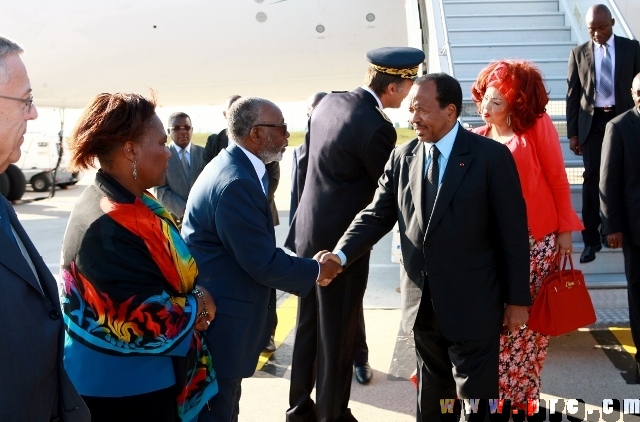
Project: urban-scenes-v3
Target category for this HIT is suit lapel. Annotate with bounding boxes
[407,142,426,234]
[189,146,201,186]
[585,41,595,86]
[426,128,473,237]
[614,36,623,80]
[0,202,53,299]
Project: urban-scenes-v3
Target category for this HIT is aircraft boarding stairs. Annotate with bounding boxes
[431,0,630,293]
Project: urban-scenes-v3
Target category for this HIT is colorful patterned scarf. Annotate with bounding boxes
[62,191,217,421]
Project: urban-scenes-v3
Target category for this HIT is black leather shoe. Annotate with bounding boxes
[354,362,372,384]
[580,244,602,263]
[263,335,276,353]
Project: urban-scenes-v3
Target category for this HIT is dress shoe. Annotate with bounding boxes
[354,362,372,384]
[263,335,276,353]
[579,244,601,263]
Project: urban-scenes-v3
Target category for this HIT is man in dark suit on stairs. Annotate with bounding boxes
[566,3,640,263]
[600,72,640,382]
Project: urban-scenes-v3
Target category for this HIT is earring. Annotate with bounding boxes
[132,160,138,180]
[507,115,511,127]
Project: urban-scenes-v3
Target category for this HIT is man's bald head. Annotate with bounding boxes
[306,92,327,117]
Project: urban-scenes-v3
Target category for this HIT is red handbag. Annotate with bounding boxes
[528,254,596,336]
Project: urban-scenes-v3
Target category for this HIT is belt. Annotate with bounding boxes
[595,106,615,112]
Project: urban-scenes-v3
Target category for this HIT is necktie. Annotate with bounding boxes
[424,145,440,222]
[261,172,269,197]
[599,44,613,99]
[180,149,190,184]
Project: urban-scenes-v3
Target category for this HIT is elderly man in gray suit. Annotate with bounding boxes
[156,112,207,222]
[0,36,89,421]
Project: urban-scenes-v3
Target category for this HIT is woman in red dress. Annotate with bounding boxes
[470,60,583,412]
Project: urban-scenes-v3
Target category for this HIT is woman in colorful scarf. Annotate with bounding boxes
[60,93,218,421]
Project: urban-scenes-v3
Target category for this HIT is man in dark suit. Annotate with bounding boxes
[156,112,207,222]
[600,72,640,381]
[327,73,530,421]
[291,90,372,386]
[206,95,281,352]
[0,36,90,421]
[566,3,640,263]
[182,97,342,422]
[285,47,425,422]
[205,94,281,227]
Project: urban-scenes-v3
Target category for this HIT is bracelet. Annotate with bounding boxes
[192,287,209,319]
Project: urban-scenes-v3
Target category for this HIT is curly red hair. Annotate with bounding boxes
[470,60,549,134]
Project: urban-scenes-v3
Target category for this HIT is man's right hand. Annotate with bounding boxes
[313,250,343,286]
[569,136,582,155]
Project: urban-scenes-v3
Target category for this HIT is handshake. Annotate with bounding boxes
[313,250,343,287]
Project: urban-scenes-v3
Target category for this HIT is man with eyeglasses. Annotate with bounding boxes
[0,36,90,421]
[285,46,425,422]
[182,97,342,422]
[204,95,282,352]
[205,95,281,229]
[156,111,207,224]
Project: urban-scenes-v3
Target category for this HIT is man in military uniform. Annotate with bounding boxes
[285,46,425,422]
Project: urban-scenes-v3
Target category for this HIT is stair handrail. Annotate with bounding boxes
[608,0,635,40]
[560,0,635,44]
[438,0,455,76]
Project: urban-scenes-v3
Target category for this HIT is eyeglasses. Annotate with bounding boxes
[170,125,192,131]
[253,123,288,135]
[0,93,34,113]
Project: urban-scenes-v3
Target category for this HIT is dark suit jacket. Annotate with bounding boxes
[289,144,306,222]
[203,128,230,164]
[156,143,207,217]
[182,144,317,379]
[334,127,531,341]
[0,197,89,421]
[600,107,640,245]
[285,88,396,255]
[567,36,640,144]
[204,129,280,225]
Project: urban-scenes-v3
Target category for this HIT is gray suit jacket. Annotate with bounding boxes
[156,143,207,217]
[600,107,640,245]
[335,127,530,340]
[0,196,89,421]
[566,36,640,144]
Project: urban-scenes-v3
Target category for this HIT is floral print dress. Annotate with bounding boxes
[499,231,556,409]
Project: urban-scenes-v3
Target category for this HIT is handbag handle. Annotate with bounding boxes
[556,253,578,287]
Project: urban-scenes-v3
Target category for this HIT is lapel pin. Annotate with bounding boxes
[459,162,465,167]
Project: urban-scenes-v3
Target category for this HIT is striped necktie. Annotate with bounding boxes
[180,149,190,184]
[424,145,440,223]
[599,44,613,99]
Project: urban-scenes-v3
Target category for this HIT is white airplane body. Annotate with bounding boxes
[2,0,409,109]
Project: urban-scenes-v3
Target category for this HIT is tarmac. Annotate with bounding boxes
[13,147,640,421]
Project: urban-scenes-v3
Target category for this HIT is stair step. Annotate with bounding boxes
[454,58,569,79]
[449,27,571,43]
[444,0,559,14]
[570,242,624,274]
[450,42,576,62]
[458,76,567,100]
[447,12,566,29]
[585,273,627,289]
